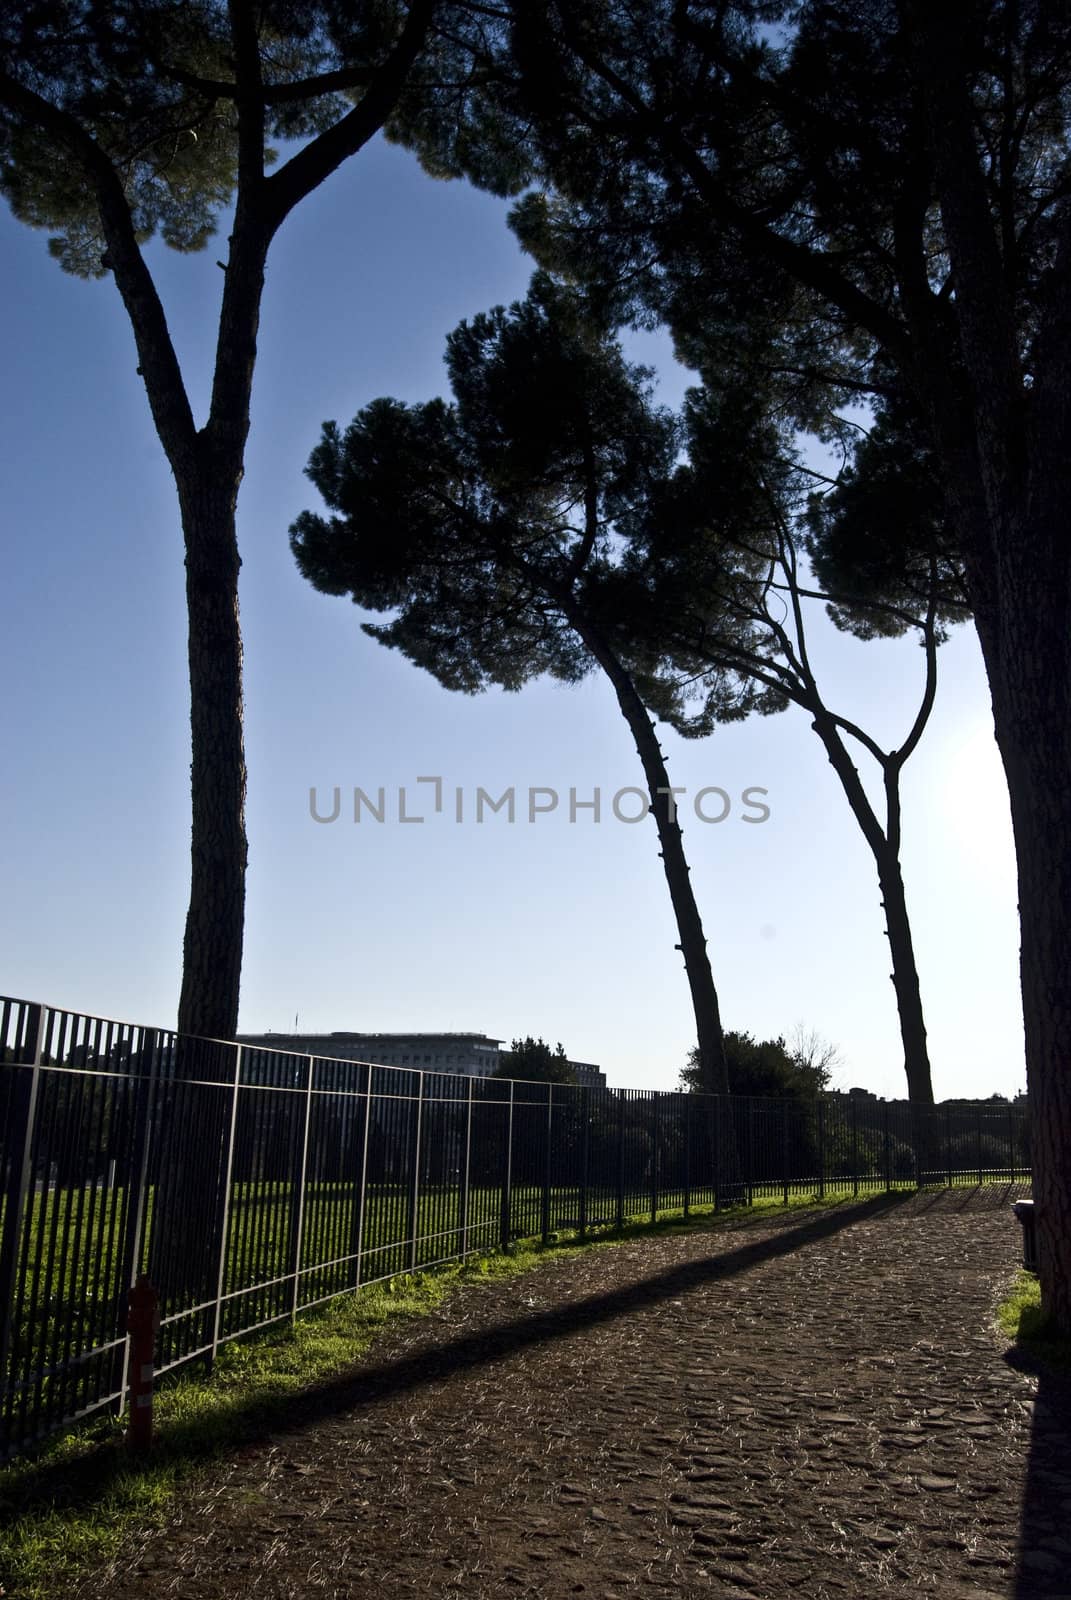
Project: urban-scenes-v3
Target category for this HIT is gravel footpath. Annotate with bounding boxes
[80,1186,1071,1599]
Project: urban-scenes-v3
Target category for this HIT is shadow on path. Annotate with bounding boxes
[902,1181,1032,1214]
[3,1193,909,1524]
[281,1191,908,1414]
[1008,1345,1071,1598]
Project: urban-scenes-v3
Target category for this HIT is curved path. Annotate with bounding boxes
[84,1188,1070,1599]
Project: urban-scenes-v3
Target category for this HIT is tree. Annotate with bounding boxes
[679,1028,835,1101]
[615,377,962,1103]
[494,1036,576,1085]
[290,275,779,1092]
[787,1024,843,1091]
[440,0,1071,1332]
[0,1,522,1039]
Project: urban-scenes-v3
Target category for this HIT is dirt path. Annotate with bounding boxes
[82,1188,1071,1599]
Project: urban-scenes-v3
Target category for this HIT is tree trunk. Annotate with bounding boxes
[874,844,933,1106]
[904,0,1071,1329]
[565,605,730,1094]
[810,715,935,1103]
[1013,796,1071,1334]
[175,469,248,1042]
[976,538,1071,1334]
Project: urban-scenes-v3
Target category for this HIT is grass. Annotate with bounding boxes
[995,1269,1071,1372]
[6,1173,913,1380]
[0,1188,862,1599]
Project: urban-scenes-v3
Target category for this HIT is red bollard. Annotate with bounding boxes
[126,1275,160,1453]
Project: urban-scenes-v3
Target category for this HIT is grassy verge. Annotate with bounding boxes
[995,1270,1071,1372]
[0,1188,884,1599]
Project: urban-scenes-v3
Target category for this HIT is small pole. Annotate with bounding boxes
[126,1276,160,1454]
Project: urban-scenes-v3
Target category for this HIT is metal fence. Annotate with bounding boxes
[0,994,1030,1461]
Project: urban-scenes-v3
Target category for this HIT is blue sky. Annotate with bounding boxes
[0,135,1023,1098]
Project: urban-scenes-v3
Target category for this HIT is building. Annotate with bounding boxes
[568,1059,608,1091]
[237,1031,609,1088]
[237,1030,502,1077]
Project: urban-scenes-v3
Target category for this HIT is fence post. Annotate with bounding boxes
[945,1103,953,1189]
[0,1002,46,1451]
[713,1096,721,1212]
[682,1094,691,1221]
[351,1064,373,1289]
[499,1079,514,1252]
[851,1093,859,1199]
[460,1077,473,1257]
[208,1046,242,1368]
[746,1096,754,1207]
[817,1098,826,1200]
[782,1099,790,1207]
[289,1055,315,1320]
[115,1027,161,1414]
[976,1104,984,1187]
[649,1093,659,1223]
[616,1092,626,1228]
[541,1083,553,1245]
[578,1088,591,1239]
[408,1073,425,1273]
[1008,1103,1017,1182]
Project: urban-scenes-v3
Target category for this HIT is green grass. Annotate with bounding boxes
[6,1174,912,1373]
[995,1270,1071,1371]
[0,1188,867,1599]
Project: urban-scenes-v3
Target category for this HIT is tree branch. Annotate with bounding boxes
[263,0,437,232]
[0,68,197,473]
[553,14,912,363]
[203,0,270,461]
[890,558,940,770]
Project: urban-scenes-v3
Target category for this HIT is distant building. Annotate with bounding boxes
[237,1030,502,1077]
[568,1059,608,1091]
[237,1030,609,1088]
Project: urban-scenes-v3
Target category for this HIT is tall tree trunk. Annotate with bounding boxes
[175,469,248,1042]
[975,532,1071,1334]
[906,0,1071,1329]
[1008,757,1071,1334]
[810,714,935,1103]
[148,468,246,1317]
[873,843,933,1106]
[564,605,730,1094]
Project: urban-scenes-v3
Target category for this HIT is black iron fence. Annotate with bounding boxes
[0,994,1030,1461]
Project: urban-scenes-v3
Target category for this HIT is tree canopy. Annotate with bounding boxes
[294,269,955,1105]
[680,1028,836,1101]
[292,272,781,1094]
[494,1036,577,1086]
